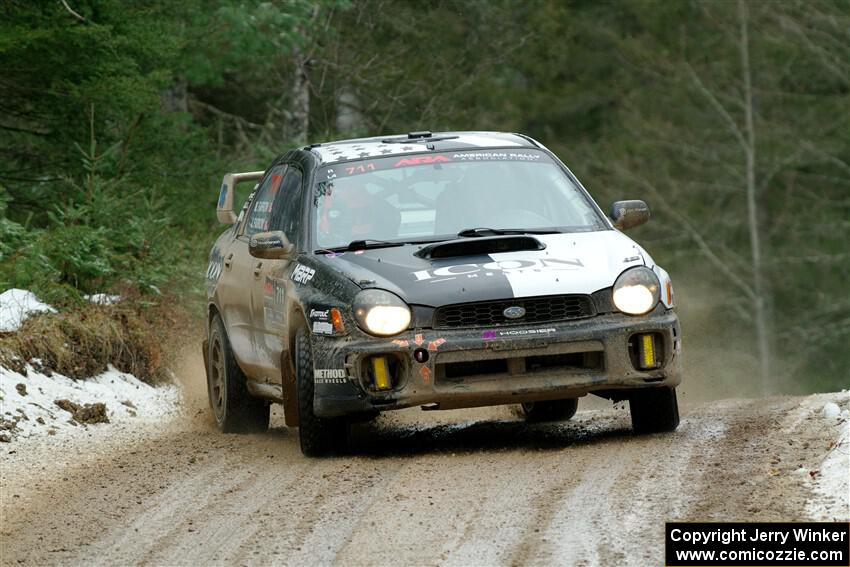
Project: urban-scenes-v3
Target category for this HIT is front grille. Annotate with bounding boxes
[438,350,604,381]
[433,295,596,329]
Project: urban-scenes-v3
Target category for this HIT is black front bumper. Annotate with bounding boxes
[310,306,682,418]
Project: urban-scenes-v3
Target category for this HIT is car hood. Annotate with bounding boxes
[314,230,646,307]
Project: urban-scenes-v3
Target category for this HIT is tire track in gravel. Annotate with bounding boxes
[1,395,846,566]
[137,456,298,565]
[230,457,409,566]
[507,404,740,567]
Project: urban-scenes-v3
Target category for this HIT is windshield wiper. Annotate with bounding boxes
[317,239,406,254]
[456,227,562,238]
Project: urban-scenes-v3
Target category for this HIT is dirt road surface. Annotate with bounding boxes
[1,384,847,566]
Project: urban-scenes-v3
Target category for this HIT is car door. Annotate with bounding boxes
[215,214,259,374]
[250,165,305,383]
[219,164,288,377]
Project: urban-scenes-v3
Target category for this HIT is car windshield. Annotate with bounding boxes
[312,148,606,250]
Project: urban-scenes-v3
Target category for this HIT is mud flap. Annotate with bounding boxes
[202,339,209,382]
[311,342,369,418]
[281,351,299,427]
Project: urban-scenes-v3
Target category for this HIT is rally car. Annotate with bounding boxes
[203,131,682,456]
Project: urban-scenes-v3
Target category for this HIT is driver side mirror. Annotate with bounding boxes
[610,200,650,230]
[249,231,296,260]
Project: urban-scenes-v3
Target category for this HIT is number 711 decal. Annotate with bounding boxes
[345,163,376,175]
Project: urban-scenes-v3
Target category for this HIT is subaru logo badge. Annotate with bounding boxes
[503,306,526,319]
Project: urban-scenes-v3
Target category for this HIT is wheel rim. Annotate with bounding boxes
[209,337,226,421]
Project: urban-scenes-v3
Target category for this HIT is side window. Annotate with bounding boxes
[275,167,304,245]
[244,165,287,237]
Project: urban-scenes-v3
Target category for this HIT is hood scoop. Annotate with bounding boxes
[415,235,546,259]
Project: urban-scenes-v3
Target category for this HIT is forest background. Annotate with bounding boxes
[1,0,847,394]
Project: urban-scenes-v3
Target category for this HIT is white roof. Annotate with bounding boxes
[309,132,531,164]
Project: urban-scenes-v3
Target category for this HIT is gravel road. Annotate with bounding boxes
[1,381,847,566]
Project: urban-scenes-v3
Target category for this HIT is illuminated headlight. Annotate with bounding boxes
[353,289,411,336]
[612,267,660,315]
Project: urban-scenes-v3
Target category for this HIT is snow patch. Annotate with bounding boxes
[0,289,55,332]
[822,402,841,420]
[0,363,180,443]
[805,393,850,520]
[84,293,122,305]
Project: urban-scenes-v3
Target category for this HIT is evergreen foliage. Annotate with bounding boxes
[1,0,847,392]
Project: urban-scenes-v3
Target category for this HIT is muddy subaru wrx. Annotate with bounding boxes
[203,131,682,456]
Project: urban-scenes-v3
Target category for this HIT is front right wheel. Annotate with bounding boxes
[629,387,680,434]
[295,327,349,457]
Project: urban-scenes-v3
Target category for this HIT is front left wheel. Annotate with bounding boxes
[207,314,270,433]
[295,327,349,457]
[629,387,679,434]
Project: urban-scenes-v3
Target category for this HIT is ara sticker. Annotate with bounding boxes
[393,155,451,168]
[291,264,316,285]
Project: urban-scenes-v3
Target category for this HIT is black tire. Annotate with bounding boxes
[207,314,270,433]
[629,387,680,434]
[521,398,578,422]
[295,327,349,457]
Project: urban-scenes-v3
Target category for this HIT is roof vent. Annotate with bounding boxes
[415,235,545,259]
[381,133,457,144]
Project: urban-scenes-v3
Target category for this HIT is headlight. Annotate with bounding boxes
[612,267,660,315]
[353,289,411,336]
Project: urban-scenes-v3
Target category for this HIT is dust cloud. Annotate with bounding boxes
[674,280,788,403]
[168,335,218,429]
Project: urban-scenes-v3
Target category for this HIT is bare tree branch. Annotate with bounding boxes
[59,0,86,22]
[802,141,850,178]
[611,165,758,303]
[684,62,748,153]
[188,99,264,130]
[759,146,807,191]
[777,14,850,86]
